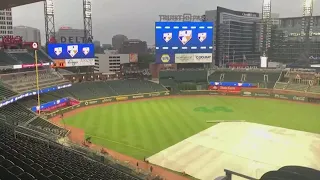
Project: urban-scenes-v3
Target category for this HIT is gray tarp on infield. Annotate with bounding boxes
[147,122,320,180]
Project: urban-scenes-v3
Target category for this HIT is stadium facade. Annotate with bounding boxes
[206,7,261,66]
[0,8,13,37]
[269,16,320,64]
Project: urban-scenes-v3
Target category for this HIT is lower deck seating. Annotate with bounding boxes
[274,82,288,90]
[0,103,67,136]
[0,122,143,180]
[0,85,18,100]
[308,85,320,94]
[286,83,309,92]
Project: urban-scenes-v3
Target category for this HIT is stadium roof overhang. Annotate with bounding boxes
[0,0,44,10]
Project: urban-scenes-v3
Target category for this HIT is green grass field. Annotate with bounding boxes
[63,96,320,159]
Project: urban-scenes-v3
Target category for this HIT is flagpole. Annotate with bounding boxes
[35,50,41,115]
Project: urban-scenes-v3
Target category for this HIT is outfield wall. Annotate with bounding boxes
[44,89,320,120]
[180,88,320,103]
[44,91,170,119]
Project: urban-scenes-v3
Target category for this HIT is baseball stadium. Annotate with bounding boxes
[1,0,320,180]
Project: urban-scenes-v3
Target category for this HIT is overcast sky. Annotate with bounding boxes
[12,0,319,45]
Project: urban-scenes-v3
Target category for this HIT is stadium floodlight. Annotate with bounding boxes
[83,0,92,18]
[261,0,272,56]
[45,0,54,15]
[305,0,313,8]
[83,0,93,42]
[44,0,56,44]
[263,0,271,6]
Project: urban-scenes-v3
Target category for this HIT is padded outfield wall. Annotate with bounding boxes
[44,88,320,120]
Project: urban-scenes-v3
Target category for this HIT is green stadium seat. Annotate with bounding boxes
[286,83,309,92]
[274,82,288,90]
[308,85,320,94]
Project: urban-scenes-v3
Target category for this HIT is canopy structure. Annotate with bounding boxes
[0,0,43,10]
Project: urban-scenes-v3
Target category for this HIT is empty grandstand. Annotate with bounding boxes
[0,70,70,92]
[0,121,144,180]
[208,68,282,88]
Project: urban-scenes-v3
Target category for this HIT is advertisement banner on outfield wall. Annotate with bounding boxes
[116,96,128,101]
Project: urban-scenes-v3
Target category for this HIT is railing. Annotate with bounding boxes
[224,169,258,180]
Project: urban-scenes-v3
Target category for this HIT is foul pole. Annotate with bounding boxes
[32,42,41,115]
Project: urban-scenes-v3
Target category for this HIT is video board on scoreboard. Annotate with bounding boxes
[47,43,95,59]
[155,22,214,64]
[47,43,95,67]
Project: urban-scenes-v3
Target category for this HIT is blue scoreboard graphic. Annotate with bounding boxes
[47,43,95,59]
[155,22,214,55]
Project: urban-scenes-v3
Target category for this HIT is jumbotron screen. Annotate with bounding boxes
[155,22,214,64]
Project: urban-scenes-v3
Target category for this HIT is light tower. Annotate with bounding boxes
[44,0,56,44]
[300,0,313,62]
[261,0,271,56]
[83,0,93,43]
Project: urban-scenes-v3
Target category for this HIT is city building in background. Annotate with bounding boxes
[112,34,128,50]
[269,16,320,63]
[119,39,148,54]
[94,54,130,73]
[13,26,41,44]
[0,9,13,37]
[55,27,90,43]
[102,44,112,50]
[215,6,261,66]
[93,40,101,47]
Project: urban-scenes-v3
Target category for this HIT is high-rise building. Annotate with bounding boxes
[269,16,320,63]
[93,40,101,47]
[13,26,41,43]
[112,34,128,50]
[205,7,262,66]
[215,7,261,66]
[55,27,90,43]
[119,39,147,54]
[0,9,13,38]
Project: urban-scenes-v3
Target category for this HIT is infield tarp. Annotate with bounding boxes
[147,122,320,180]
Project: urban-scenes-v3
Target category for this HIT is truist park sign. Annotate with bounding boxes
[159,13,205,22]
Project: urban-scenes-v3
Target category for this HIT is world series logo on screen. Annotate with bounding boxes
[178,30,192,45]
[67,45,78,58]
[54,47,62,56]
[198,33,207,42]
[163,33,172,43]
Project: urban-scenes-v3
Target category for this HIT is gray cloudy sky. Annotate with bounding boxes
[12,0,319,45]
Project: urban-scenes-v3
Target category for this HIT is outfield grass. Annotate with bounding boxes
[63,96,320,159]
